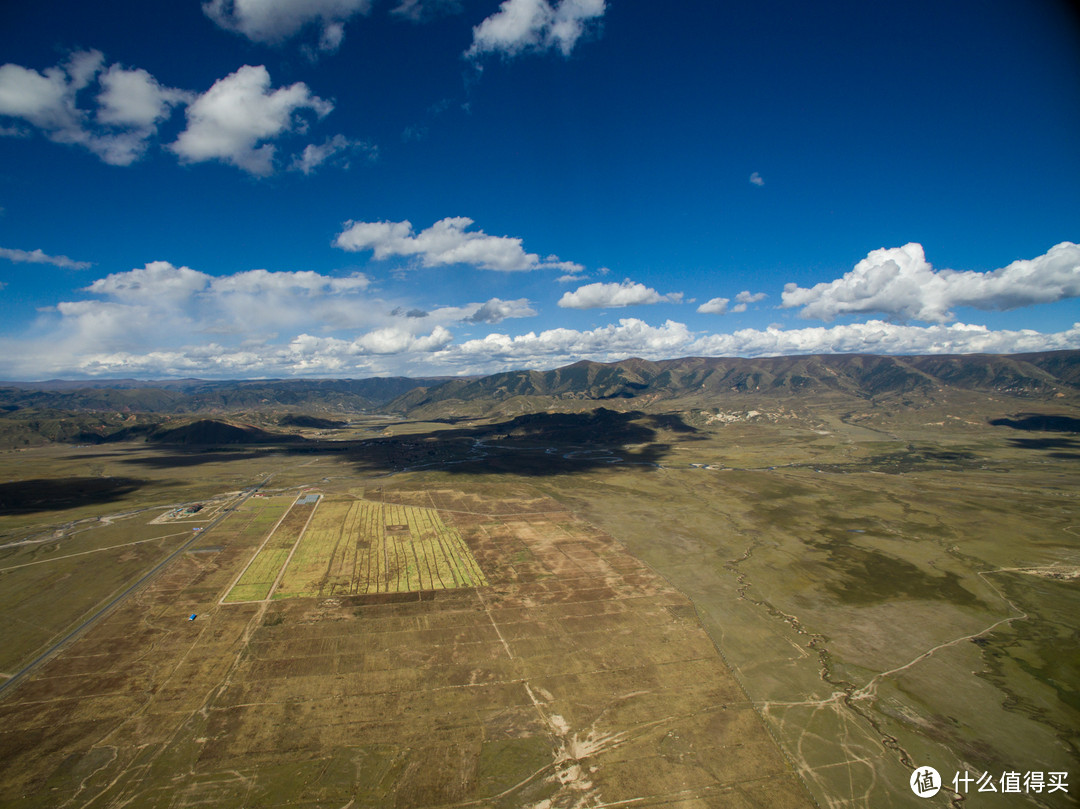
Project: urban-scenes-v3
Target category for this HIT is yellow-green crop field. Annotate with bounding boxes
[222,496,318,603]
[274,495,487,598]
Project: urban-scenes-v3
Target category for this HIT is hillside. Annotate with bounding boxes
[387,351,1080,418]
[1,352,1077,445]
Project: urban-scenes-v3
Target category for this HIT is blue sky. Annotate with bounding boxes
[1,0,1078,379]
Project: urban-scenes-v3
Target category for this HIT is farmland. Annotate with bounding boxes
[222,495,319,603]
[0,382,1077,808]
[0,483,811,808]
[274,494,487,598]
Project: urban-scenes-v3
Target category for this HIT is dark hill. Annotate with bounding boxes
[149,420,299,445]
[278,414,348,429]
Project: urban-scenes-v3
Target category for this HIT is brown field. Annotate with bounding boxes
[0,485,812,808]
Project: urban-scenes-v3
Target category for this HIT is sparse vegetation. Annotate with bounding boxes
[0,352,1077,808]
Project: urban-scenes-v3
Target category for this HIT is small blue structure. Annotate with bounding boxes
[188,614,197,621]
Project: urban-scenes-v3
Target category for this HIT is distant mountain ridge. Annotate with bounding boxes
[2,352,1078,423]
[386,351,1080,416]
[0,377,458,414]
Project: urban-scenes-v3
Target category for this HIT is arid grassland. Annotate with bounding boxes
[0,390,1077,808]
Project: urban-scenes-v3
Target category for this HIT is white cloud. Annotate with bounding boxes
[688,320,1080,359]
[203,0,372,52]
[782,242,1080,323]
[736,290,767,304]
[463,297,536,324]
[697,297,729,314]
[729,289,766,313]
[392,0,462,22]
[0,60,80,131]
[171,65,333,176]
[0,50,191,166]
[7,289,1080,379]
[290,134,374,174]
[558,279,683,309]
[96,65,191,128]
[749,171,764,187]
[354,325,453,354]
[450,318,692,367]
[75,262,376,341]
[334,216,583,272]
[466,0,605,59]
[436,319,1080,375]
[86,261,211,301]
[34,323,454,379]
[0,246,92,270]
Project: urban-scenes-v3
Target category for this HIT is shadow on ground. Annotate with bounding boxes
[53,409,697,478]
[117,449,275,469]
[989,413,1080,432]
[0,477,146,515]
[989,413,1080,458]
[346,409,698,477]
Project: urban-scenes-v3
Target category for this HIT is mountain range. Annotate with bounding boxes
[1,351,1078,447]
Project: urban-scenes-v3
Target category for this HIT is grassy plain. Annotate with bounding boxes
[0,398,1076,807]
[524,399,1080,808]
[0,481,810,808]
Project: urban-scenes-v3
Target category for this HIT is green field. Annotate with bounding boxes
[222,496,318,603]
[274,495,487,598]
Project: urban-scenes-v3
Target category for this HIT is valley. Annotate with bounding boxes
[0,351,1077,808]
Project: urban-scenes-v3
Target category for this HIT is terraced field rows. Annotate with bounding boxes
[273,497,487,598]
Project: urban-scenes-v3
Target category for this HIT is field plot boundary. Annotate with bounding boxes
[220,494,321,604]
[272,495,488,600]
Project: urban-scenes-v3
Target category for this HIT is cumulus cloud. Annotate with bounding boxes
[7,290,1080,379]
[466,0,605,59]
[33,324,454,379]
[688,320,1080,359]
[171,65,333,176]
[558,279,683,309]
[783,242,1080,323]
[0,246,92,270]
[438,319,1080,375]
[697,297,729,314]
[736,290,767,304]
[730,289,766,313]
[463,297,536,324]
[0,53,349,175]
[0,51,189,165]
[97,65,192,128]
[73,261,377,342]
[203,0,373,52]
[749,172,764,187]
[334,216,583,272]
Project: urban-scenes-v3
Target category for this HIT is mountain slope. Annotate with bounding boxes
[387,351,1080,417]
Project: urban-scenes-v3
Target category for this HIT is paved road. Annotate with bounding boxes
[0,476,273,700]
